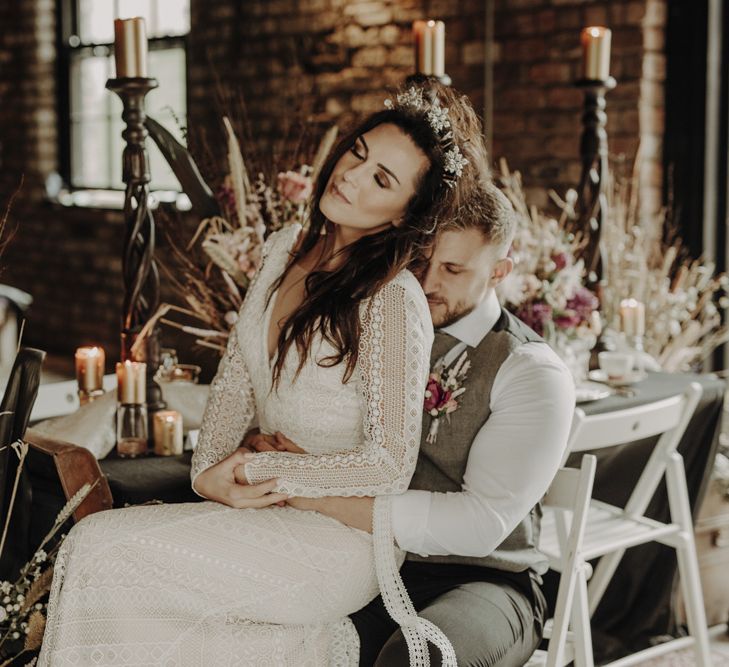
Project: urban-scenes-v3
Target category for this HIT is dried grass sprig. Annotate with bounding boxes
[0,440,27,560]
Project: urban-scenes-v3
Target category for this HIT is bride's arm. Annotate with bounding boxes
[243,276,433,497]
[190,326,257,493]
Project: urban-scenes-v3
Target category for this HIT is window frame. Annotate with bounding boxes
[56,0,189,193]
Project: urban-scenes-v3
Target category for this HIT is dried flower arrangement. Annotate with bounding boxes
[496,155,729,375]
[599,158,729,372]
[496,159,601,346]
[137,118,338,357]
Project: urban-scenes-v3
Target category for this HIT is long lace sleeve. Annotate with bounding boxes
[190,325,256,491]
[244,273,433,497]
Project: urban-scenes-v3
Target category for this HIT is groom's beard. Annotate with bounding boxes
[427,295,476,329]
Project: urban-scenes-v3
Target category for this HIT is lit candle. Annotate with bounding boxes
[116,360,147,404]
[413,20,445,76]
[113,17,148,78]
[619,298,646,337]
[75,346,105,393]
[580,26,611,80]
[153,410,184,456]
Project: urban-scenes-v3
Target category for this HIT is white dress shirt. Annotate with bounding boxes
[391,291,576,557]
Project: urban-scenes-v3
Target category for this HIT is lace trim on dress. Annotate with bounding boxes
[373,495,457,667]
[37,533,73,666]
[189,326,256,492]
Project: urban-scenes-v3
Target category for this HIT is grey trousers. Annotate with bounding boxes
[351,561,546,667]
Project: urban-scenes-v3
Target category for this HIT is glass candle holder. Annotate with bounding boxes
[116,360,148,457]
[116,403,149,458]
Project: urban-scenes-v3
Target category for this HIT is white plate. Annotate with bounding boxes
[588,369,647,387]
[575,381,612,404]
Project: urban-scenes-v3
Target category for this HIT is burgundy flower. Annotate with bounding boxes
[554,312,581,329]
[516,302,553,336]
[551,252,568,271]
[565,287,599,325]
[424,377,443,412]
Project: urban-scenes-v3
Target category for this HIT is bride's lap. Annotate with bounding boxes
[61,501,380,625]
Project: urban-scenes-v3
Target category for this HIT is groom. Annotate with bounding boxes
[273,180,575,666]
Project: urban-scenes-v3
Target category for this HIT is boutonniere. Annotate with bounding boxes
[424,350,470,443]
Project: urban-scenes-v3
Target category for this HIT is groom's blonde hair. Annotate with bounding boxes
[440,179,516,256]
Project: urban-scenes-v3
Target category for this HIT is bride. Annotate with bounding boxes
[39,81,485,666]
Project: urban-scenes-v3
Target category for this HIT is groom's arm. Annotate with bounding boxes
[290,345,573,556]
[390,343,573,557]
[288,495,374,534]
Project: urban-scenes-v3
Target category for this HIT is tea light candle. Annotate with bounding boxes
[114,17,148,78]
[75,346,105,393]
[153,410,184,456]
[413,20,445,77]
[581,26,611,80]
[619,298,646,337]
[116,360,147,404]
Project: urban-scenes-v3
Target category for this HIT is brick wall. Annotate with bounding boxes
[491,0,666,222]
[0,0,666,366]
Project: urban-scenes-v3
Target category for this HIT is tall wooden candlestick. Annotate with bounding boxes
[574,26,615,286]
[574,76,616,285]
[106,19,165,421]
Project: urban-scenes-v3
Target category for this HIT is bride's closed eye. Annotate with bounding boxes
[350,138,366,160]
[350,138,390,189]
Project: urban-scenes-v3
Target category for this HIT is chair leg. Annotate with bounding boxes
[569,565,594,667]
[666,454,712,667]
[546,565,579,667]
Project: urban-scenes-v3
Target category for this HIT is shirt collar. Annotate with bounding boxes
[440,291,502,348]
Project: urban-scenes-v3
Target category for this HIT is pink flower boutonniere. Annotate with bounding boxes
[424,350,470,443]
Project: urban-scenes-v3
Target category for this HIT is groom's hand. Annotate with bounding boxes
[194,449,288,509]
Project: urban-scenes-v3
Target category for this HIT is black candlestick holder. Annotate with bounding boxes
[574,76,617,286]
[106,76,166,421]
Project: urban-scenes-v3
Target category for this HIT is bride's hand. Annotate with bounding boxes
[247,431,306,454]
[194,449,288,509]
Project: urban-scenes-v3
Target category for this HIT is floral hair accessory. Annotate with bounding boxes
[384,86,469,188]
[424,350,470,443]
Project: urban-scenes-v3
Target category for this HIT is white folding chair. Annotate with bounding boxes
[526,454,597,667]
[545,382,711,667]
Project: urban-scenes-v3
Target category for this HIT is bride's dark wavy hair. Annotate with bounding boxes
[268,81,486,386]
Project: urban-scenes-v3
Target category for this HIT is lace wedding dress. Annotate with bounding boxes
[39,225,453,666]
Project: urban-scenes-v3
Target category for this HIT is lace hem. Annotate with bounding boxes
[372,495,457,667]
[37,532,73,665]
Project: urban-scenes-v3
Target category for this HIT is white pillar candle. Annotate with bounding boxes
[619,298,646,337]
[75,346,105,393]
[413,20,445,76]
[114,17,148,78]
[581,26,611,80]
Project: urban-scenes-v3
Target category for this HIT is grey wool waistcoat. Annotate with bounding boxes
[407,308,549,575]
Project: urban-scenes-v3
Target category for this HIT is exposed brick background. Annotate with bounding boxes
[0,0,666,369]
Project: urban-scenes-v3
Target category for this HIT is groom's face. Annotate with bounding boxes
[422,228,512,328]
